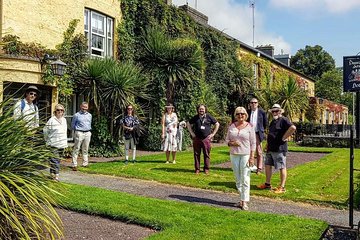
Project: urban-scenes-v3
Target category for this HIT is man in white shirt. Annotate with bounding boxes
[13,85,40,129]
[247,98,268,174]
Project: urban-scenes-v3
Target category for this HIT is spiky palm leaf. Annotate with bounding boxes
[101,62,149,135]
[140,26,205,104]
[278,77,309,121]
[0,100,63,240]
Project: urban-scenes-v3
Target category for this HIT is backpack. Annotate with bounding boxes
[21,99,38,113]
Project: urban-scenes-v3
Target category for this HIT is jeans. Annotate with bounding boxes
[50,147,63,174]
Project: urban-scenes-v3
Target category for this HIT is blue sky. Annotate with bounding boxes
[172,0,360,67]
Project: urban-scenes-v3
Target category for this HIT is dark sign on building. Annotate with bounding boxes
[343,56,360,92]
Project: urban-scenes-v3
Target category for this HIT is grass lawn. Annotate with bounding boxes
[79,145,360,208]
[55,183,327,240]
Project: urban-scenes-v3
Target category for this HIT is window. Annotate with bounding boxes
[84,9,113,57]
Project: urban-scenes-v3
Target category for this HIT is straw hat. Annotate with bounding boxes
[268,103,284,113]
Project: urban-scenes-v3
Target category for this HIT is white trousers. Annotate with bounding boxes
[230,154,251,202]
[72,131,91,167]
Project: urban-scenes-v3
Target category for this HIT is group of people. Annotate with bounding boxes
[14,86,296,210]
[14,86,92,181]
[225,98,296,210]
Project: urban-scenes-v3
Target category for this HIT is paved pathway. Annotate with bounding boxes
[60,170,360,227]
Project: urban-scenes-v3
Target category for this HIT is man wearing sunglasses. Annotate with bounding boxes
[13,85,40,129]
[257,104,296,194]
[247,98,267,174]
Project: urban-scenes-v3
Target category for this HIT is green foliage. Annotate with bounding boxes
[2,34,49,57]
[278,76,309,121]
[213,116,231,143]
[57,183,327,240]
[0,101,63,239]
[316,68,352,111]
[119,0,252,121]
[90,115,122,157]
[290,45,335,81]
[139,123,162,151]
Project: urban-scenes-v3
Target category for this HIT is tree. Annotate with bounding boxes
[139,26,205,105]
[0,100,63,239]
[101,61,149,135]
[277,76,309,121]
[290,45,335,81]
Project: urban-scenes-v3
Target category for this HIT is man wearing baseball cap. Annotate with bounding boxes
[13,85,40,129]
[257,104,296,193]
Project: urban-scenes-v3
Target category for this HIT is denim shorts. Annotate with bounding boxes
[265,152,287,170]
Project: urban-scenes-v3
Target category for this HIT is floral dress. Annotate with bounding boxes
[162,113,178,151]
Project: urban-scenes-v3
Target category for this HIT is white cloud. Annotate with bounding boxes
[269,0,360,13]
[172,0,291,54]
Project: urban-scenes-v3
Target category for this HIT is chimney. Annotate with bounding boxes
[178,5,208,25]
[274,54,291,66]
[256,45,274,57]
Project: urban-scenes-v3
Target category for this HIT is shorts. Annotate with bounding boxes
[265,152,287,170]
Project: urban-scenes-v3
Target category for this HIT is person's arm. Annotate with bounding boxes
[208,122,220,140]
[282,125,296,141]
[186,121,196,139]
[263,110,268,130]
[71,114,77,130]
[161,115,166,139]
[248,127,256,165]
[13,101,21,120]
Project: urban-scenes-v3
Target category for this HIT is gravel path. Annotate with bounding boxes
[57,150,359,239]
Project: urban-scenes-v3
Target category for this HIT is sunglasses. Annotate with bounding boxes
[28,92,37,97]
[250,102,258,104]
[236,112,246,116]
[56,109,64,112]
[271,110,280,113]
[127,108,133,110]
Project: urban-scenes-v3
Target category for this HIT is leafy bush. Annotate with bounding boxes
[213,116,232,143]
[139,123,162,151]
[90,115,122,157]
[0,101,63,239]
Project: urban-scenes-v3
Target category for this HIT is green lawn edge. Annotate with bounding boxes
[78,145,359,208]
[55,183,327,240]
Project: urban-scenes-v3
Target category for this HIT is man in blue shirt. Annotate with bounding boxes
[71,102,92,171]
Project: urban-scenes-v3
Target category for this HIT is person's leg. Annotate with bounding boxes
[131,138,136,162]
[258,152,274,189]
[81,132,91,166]
[124,138,130,163]
[72,131,82,169]
[239,155,251,203]
[193,138,201,173]
[172,151,176,163]
[255,134,263,172]
[165,151,170,163]
[230,154,241,195]
[280,168,287,188]
[202,138,211,173]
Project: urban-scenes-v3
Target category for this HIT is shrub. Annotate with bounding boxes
[0,101,63,239]
[213,116,232,143]
[139,123,162,151]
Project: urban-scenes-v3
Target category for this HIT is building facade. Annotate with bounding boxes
[0,0,121,120]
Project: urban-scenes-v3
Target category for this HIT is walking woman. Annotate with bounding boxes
[119,105,139,164]
[225,107,256,210]
[43,104,68,181]
[161,104,178,164]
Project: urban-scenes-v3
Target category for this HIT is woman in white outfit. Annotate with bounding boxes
[226,106,256,210]
[43,104,68,181]
[161,104,178,164]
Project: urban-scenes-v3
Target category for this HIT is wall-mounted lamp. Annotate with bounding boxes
[43,54,67,76]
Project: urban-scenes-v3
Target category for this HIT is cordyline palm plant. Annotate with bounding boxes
[277,76,309,121]
[140,26,205,104]
[0,100,63,239]
[79,58,117,116]
[101,60,149,135]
